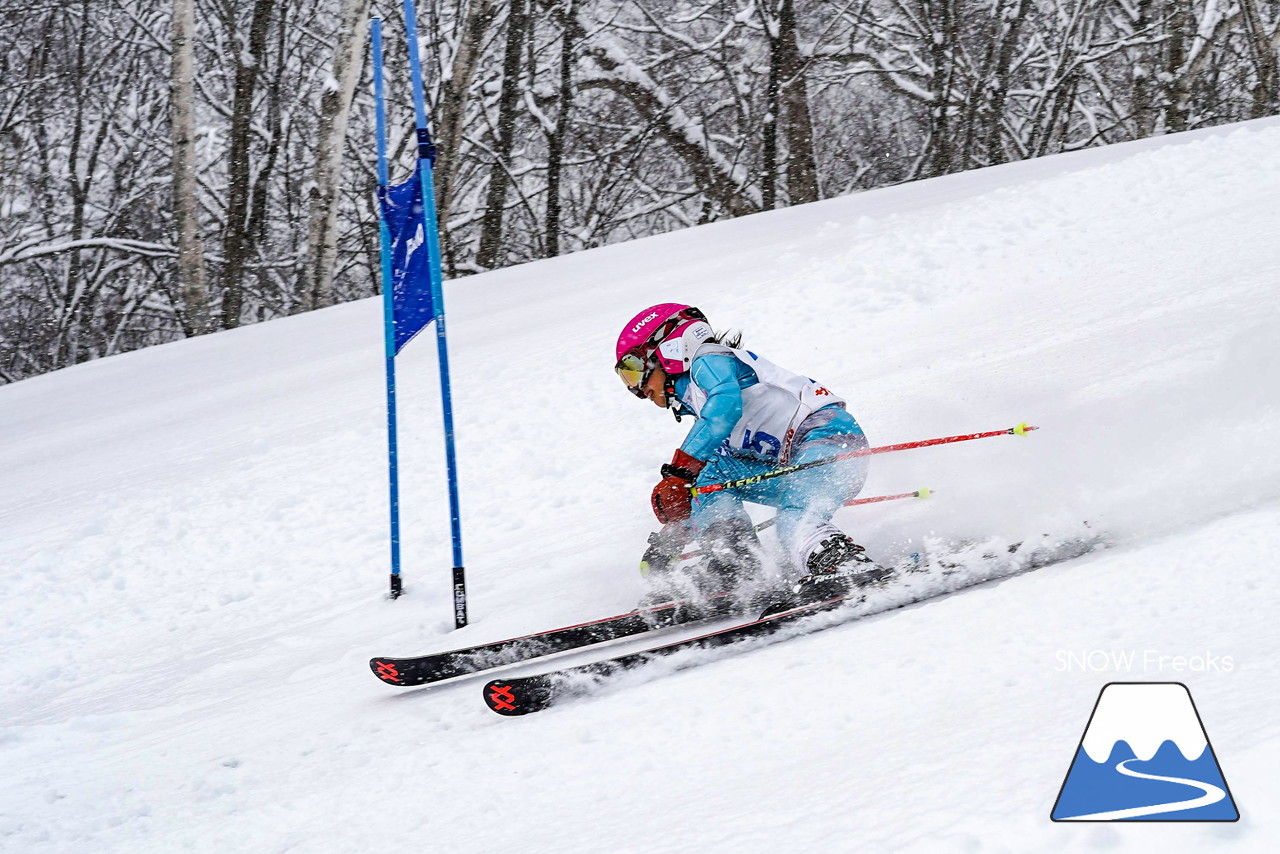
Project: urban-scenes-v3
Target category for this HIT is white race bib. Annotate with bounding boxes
[682,344,845,462]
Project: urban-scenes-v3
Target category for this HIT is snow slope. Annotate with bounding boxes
[3,117,1280,853]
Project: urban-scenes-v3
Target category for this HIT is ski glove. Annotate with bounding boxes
[640,521,692,577]
[651,449,706,524]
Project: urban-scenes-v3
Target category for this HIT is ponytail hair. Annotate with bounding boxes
[707,329,744,349]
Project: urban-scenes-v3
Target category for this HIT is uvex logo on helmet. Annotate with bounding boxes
[631,312,659,334]
[615,303,704,365]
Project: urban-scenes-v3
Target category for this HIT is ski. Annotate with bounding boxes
[481,531,1105,716]
[369,592,741,687]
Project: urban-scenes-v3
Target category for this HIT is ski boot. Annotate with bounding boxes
[794,532,893,604]
[697,517,804,615]
[695,517,765,597]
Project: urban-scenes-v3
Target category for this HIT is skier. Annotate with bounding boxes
[614,303,890,607]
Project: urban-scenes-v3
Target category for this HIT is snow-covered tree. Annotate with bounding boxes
[2,0,1278,382]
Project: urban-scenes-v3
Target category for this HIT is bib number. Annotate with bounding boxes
[741,429,782,459]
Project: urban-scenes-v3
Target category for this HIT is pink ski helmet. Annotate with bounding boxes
[614,304,713,397]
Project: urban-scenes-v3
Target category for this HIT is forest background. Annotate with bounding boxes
[2,0,1277,383]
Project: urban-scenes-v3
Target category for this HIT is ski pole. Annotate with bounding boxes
[749,486,931,533]
[692,423,1037,496]
[676,488,932,562]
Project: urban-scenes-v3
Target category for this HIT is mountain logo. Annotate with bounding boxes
[1051,682,1239,821]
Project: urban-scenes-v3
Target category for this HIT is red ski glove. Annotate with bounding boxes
[651,449,706,524]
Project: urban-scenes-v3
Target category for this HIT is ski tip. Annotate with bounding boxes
[484,678,556,716]
[370,658,408,686]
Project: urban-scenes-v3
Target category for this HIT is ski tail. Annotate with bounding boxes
[370,591,741,687]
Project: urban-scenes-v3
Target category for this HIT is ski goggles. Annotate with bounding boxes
[615,350,653,398]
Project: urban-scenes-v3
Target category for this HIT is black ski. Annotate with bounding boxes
[480,531,1106,716]
[482,594,857,715]
[369,593,740,687]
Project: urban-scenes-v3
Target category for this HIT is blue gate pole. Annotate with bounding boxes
[402,0,468,628]
[371,19,404,599]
